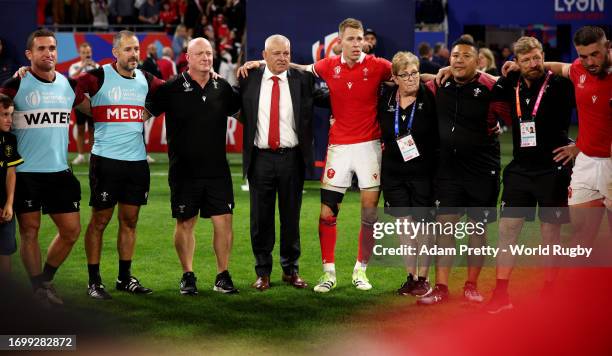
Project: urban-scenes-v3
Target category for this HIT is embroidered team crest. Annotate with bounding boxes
[444,82,451,87]
[101,192,109,202]
[363,67,369,80]
[333,66,341,78]
[347,82,353,89]
[525,98,530,105]
[4,145,12,157]
[373,173,378,180]
[326,168,335,179]
[418,103,423,110]
[473,88,482,97]
[578,74,586,88]
[592,95,597,104]
[212,80,218,89]
[183,80,192,92]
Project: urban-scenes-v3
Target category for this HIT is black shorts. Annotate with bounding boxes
[170,176,234,219]
[75,110,93,126]
[0,218,16,255]
[382,174,435,221]
[500,161,571,223]
[435,172,500,223]
[15,170,81,214]
[89,154,150,209]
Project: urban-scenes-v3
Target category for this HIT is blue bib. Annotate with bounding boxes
[90,64,149,161]
[11,72,75,172]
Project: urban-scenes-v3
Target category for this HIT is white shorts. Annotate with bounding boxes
[568,152,612,206]
[321,140,382,193]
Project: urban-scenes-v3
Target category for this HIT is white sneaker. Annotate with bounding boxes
[146,155,156,163]
[352,269,372,291]
[72,154,86,165]
[463,282,484,303]
[313,272,336,293]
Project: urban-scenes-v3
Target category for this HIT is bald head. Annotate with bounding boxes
[263,34,291,75]
[186,37,214,76]
[187,37,213,55]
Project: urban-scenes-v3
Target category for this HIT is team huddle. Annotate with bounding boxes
[0,18,609,315]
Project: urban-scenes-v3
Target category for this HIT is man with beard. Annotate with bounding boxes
[503,26,611,264]
[417,38,510,305]
[486,36,575,313]
[0,29,89,305]
[77,31,163,299]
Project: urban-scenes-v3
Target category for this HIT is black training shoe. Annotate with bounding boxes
[213,270,239,294]
[398,276,416,296]
[41,281,64,305]
[116,276,153,294]
[33,282,63,307]
[412,278,431,297]
[88,282,112,300]
[486,291,514,314]
[416,284,449,305]
[180,272,198,296]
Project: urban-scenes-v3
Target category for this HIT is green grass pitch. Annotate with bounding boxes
[8,126,580,353]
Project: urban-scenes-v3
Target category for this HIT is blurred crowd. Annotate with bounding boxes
[35,0,245,67]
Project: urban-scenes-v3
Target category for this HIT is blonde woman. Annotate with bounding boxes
[378,52,438,297]
[478,48,499,76]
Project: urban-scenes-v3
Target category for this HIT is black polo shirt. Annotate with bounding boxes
[0,131,23,205]
[496,71,574,170]
[428,74,508,180]
[378,83,438,178]
[147,73,240,180]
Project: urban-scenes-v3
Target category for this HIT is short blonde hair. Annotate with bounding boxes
[391,51,420,75]
[513,36,543,58]
[338,18,363,36]
[478,48,496,70]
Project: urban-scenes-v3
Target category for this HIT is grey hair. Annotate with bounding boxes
[264,34,290,50]
[113,30,136,48]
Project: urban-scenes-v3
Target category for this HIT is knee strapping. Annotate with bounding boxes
[321,189,344,217]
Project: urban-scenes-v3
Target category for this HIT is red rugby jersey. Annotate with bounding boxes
[314,53,391,144]
[569,58,612,158]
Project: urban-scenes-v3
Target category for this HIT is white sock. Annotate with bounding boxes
[354,261,367,273]
[323,263,336,277]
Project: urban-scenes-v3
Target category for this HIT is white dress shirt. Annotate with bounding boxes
[255,66,298,149]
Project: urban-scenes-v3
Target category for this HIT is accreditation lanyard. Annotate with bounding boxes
[394,91,417,137]
[394,91,420,161]
[515,70,552,122]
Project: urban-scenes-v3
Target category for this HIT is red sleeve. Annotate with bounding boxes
[143,71,164,100]
[489,101,512,135]
[77,68,104,97]
[568,58,582,85]
[313,57,331,80]
[68,77,85,107]
[376,57,392,81]
[0,77,21,99]
[425,80,437,95]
